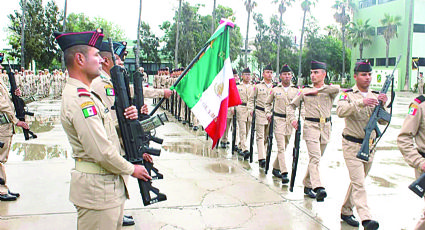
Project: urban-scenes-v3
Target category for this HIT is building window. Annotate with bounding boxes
[369,28,376,36]
[377,26,397,36]
[359,0,377,9]
[414,24,425,33]
[376,57,396,66]
[378,0,395,4]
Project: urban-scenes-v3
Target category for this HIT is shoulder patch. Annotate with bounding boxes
[409,103,418,116]
[80,101,97,118]
[77,88,91,97]
[339,92,348,100]
[414,95,425,104]
[372,90,380,94]
[104,84,115,96]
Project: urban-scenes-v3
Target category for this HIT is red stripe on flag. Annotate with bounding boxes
[205,97,229,149]
[228,78,241,107]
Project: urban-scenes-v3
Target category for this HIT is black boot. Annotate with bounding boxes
[303,187,316,199]
[341,214,359,227]
[314,187,327,202]
[243,150,251,160]
[122,215,135,226]
[0,193,17,201]
[281,172,289,184]
[259,159,266,168]
[362,220,379,230]
[272,168,282,178]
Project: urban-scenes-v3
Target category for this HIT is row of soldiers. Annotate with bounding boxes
[0,68,68,99]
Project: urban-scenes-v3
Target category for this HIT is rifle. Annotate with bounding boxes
[0,141,4,148]
[356,55,401,161]
[7,61,37,140]
[289,101,302,192]
[249,88,257,163]
[409,173,425,198]
[231,107,237,154]
[265,99,275,174]
[108,39,166,206]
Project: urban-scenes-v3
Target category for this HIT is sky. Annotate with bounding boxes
[0,0,338,49]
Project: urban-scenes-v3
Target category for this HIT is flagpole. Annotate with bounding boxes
[149,42,210,116]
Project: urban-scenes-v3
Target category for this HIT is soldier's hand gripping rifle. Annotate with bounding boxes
[289,101,302,192]
[6,61,37,140]
[249,88,257,163]
[409,173,425,198]
[231,107,237,154]
[108,39,166,206]
[356,55,401,161]
[265,99,275,174]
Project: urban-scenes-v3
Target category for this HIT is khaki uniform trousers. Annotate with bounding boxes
[222,118,232,143]
[237,119,251,152]
[272,135,290,173]
[303,140,327,189]
[340,138,373,221]
[0,136,13,194]
[256,123,269,160]
[76,203,125,230]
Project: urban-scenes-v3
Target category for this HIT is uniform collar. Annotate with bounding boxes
[352,85,370,94]
[67,77,92,91]
[100,69,110,79]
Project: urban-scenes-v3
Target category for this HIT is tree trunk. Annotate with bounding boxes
[405,0,414,91]
[211,0,216,35]
[61,0,67,71]
[385,40,390,68]
[359,43,363,60]
[297,9,307,86]
[136,0,142,70]
[244,2,251,67]
[276,8,283,74]
[21,0,26,69]
[174,0,182,68]
[341,6,346,80]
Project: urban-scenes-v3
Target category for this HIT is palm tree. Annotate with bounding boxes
[61,0,67,70]
[273,0,294,73]
[332,0,356,79]
[297,0,316,85]
[174,0,182,67]
[211,0,217,34]
[348,19,373,60]
[404,0,413,91]
[136,0,142,70]
[380,13,402,68]
[244,0,257,66]
[21,0,26,68]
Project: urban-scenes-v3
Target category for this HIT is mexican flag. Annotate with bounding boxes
[172,20,241,148]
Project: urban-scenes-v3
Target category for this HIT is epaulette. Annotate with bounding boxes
[272,82,278,87]
[372,90,380,94]
[291,85,299,88]
[343,89,353,93]
[77,88,91,97]
[414,95,425,104]
[302,85,312,88]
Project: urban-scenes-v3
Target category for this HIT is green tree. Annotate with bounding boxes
[380,13,402,68]
[244,0,257,66]
[348,19,373,60]
[252,13,273,73]
[8,0,62,69]
[272,0,294,73]
[332,0,356,77]
[269,15,297,73]
[138,21,160,64]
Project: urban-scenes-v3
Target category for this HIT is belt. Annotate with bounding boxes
[273,112,286,118]
[305,117,331,123]
[0,113,10,125]
[75,160,109,174]
[342,134,363,144]
[240,102,247,106]
[255,106,265,112]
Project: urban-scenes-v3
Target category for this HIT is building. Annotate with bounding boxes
[352,0,423,91]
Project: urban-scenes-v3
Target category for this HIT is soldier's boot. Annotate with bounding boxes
[193,126,199,131]
[314,187,327,202]
[272,168,282,178]
[304,187,316,199]
[243,150,251,160]
[259,159,266,168]
[122,215,135,226]
[281,172,289,184]
[341,214,360,227]
[362,220,379,230]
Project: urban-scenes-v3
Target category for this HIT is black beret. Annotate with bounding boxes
[354,61,372,72]
[311,60,327,70]
[242,67,251,74]
[280,64,292,73]
[0,53,3,63]
[54,29,104,52]
[232,69,237,74]
[264,63,273,71]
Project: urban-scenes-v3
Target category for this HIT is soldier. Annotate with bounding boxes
[337,62,383,230]
[54,29,151,230]
[237,67,254,160]
[0,65,28,201]
[398,93,425,229]
[252,64,274,168]
[288,60,339,202]
[265,64,298,183]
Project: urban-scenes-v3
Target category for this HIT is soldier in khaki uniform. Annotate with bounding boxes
[288,60,339,202]
[265,64,298,184]
[236,67,254,159]
[54,29,151,230]
[398,95,425,230]
[0,65,28,201]
[252,64,274,168]
[337,62,384,230]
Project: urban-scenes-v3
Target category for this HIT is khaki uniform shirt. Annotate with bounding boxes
[0,78,19,137]
[398,96,425,173]
[253,82,274,125]
[61,77,134,210]
[289,84,340,143]
[236,83,254,121]
[266,85,299,135]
